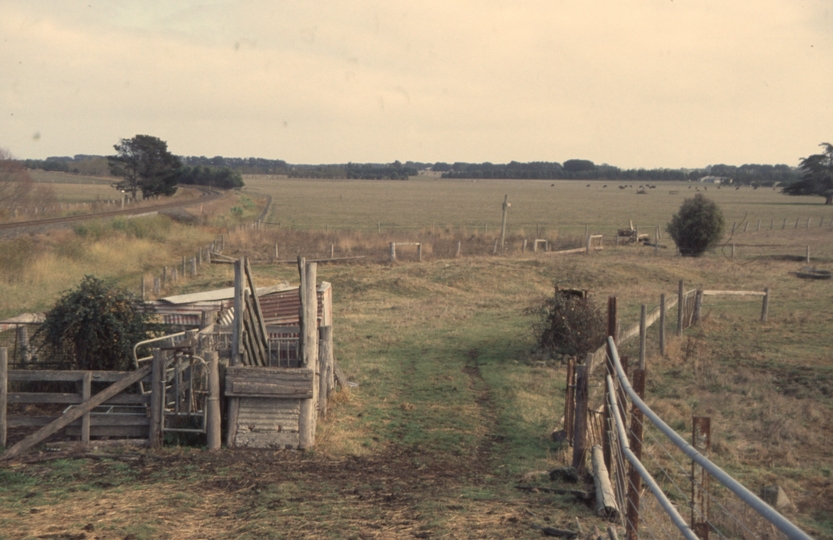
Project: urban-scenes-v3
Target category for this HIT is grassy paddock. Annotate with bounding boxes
[0,179,831,538]
[244,175,833,237]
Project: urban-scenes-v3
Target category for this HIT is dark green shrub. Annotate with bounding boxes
[530,290,606,358]
[666,194,725,256]
[35,276,160,370]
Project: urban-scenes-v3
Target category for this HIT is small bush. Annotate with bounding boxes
[35,276,160,370]
[529,290,606,358]
[666,193,725,256]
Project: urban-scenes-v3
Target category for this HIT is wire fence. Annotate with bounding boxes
[601,338,811,540]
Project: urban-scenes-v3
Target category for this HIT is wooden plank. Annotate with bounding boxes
[242,308,264,366]
[0,363,152,461]
[228,381,313,399]
[701,290,767,297]
[8,370,152,383]
[245,258,271,363]
[543,247,586,256]
[245,293,268,366]
[232,259,243,366]
[226,365,313,380]
[17,393,151,406]
[9,415,152,428]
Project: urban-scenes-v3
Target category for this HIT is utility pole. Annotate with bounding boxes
[499,194,510,251]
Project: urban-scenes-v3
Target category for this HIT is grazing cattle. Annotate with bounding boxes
[603,185,607,188]
[586,184,591,187]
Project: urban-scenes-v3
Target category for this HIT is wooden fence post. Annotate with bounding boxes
[564,356,577,443]
[299,261,319,449]
[390,242,396,262]
[761,287,770,322]
[318,326,333,417]
[659,294,666,356]
[499,194,509,251]
[626,368,646,540]
[806,246,810,264]
[191,257,197,276]
[1,348,7,449]
[153,277,160,296]
[17,325,30,366]
[232,259,244,365]
[693,290,703,325]
[572,364,589,473]
[141,276,145,301]
[150,349,165,449]
[457,241,462,257]
[81,372,91,445]
[417,243,423,262]
[677,280,684,336]
[205,351,221,450]
[692,417,711,539]
[638,304,647,369]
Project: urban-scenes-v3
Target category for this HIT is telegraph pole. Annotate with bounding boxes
[499,194,510,251]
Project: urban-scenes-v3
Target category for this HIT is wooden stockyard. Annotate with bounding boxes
[0,256,340,459]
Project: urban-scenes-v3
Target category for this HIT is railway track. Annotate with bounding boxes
[0,186,225,236]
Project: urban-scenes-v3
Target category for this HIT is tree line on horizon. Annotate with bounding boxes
[23,154,799,186]
[6,136,833,205]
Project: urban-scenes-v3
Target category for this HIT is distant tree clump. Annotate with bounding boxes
[35,276,159,371]
[178,165,244,189]
[529,290,606,358]
[0,147,34,215]
[781,143,833,205]
[108,135,181,199]
[666,194,725,256]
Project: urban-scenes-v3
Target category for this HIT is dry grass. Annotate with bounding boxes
[0,178,831,538]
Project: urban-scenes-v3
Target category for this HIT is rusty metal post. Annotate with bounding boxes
[626,368,646,540]
[692,417,711,539]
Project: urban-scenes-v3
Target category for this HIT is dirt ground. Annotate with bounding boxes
[0,440,596,540]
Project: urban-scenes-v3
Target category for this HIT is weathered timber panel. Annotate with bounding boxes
[234,397,300,448]
[10,415,149,428]
[225,366,313,398]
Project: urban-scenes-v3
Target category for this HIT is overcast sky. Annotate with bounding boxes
[2,1,831,169]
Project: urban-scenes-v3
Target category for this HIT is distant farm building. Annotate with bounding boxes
[699,176,730,184]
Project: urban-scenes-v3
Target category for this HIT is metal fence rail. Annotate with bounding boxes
[606,336,813,540]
